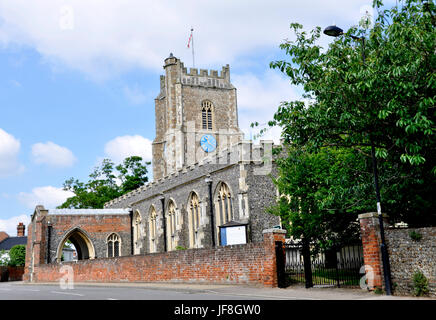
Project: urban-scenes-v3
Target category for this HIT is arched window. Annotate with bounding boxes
[107,233,121,257]
[167,200,177,250]
[149,206,157,253]
[201,100,213,130]
[188,192,201,248]
[133,210,141,255]
[216,182,233,226]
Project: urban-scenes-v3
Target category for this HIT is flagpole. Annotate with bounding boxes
[191,27,195,68]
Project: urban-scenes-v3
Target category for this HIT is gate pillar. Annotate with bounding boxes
[358,212,389,291]
[262,228,286,287]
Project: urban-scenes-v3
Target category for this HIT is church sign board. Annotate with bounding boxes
[219,221,248,246]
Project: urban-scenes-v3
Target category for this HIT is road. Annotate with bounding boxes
[1,281,433,320]
[0,282,265,300]
[0,281,431,301]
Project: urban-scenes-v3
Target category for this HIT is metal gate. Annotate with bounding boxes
[276,240,364,288]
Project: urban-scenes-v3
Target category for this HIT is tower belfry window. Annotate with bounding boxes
[202,101,213,130]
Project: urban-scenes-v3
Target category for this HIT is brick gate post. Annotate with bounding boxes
[262,228,287,287]
[358,212,389,291]
[23,206,48,282]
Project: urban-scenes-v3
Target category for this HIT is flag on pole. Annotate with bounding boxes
[187,28,193,48]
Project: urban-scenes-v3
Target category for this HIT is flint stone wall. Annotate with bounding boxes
[385,227,436,296]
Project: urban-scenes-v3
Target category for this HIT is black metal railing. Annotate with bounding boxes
[279,241,364,288]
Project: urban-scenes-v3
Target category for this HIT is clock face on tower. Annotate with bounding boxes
[200,134,217,153]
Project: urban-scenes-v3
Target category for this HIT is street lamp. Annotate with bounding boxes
[159,193,167,252]
[205,175,216,247]
[323,25,392,295]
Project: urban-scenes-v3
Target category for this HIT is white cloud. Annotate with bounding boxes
[233,70,302,144]
[31,141,77,167]
[0,214,31,237]
[123,84,149,105]
[0,0,375,79]
[104,135,152,163]
[0,128,24,177]
[17,186,74,209]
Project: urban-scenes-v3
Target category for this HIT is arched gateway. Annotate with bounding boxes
[56,227,96,262]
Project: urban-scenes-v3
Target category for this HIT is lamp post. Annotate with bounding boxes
[160,194,167,252]
[205,176,216,247]
[323,25,392,295]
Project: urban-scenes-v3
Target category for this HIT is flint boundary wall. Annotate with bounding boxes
[359,213,435,297]
[27,229,286,287]
[385,226,436,296]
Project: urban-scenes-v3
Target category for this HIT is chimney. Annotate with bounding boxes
[17,222,25,237]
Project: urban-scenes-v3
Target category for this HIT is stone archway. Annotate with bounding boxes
[56,228,96,262]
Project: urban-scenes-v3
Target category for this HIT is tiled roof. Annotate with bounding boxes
[0,236,27,250]
[48,208,131,215]
[0,232,9,242]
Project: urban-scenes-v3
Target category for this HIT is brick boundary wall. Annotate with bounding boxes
[25,229,286,287]
[0,266,25,282]
[359,212,435,297]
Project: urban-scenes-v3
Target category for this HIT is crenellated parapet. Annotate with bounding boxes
[159,53,233,90]
[179,62,233,89]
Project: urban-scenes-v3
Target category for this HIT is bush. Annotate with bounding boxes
[409,230,423,241]
[8,245,26,266]
[413,271,429,297]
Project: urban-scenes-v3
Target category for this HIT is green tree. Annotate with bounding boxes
[116,156,150,194]
[268,0,435,226]
[8,245,26,267]
[270,147,373,250]
[59,156,150,209]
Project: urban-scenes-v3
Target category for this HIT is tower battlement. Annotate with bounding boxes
[180,62,230,79]
[162,53,233,89]
[180,62,232,89]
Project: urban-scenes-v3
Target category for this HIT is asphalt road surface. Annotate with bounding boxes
[0,281,305,300]
[1,281,432,301]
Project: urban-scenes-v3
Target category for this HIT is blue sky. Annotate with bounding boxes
[0,0,391,236]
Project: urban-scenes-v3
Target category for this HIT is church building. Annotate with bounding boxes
[25,55,281,267]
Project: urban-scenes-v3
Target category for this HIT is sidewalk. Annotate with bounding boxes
[17,281,434,300]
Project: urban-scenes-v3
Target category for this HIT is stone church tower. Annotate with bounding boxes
[152,54,244,180]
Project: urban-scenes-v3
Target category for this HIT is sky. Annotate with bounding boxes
[0,0,392,236]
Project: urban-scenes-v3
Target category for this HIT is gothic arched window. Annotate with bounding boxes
[133,210,141,255]
[107,233,121,258]
[202,100,213,130]
[149,206,157,253]
[215,182,233,227]
[167,200,178,250]
[188,192,201,248]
